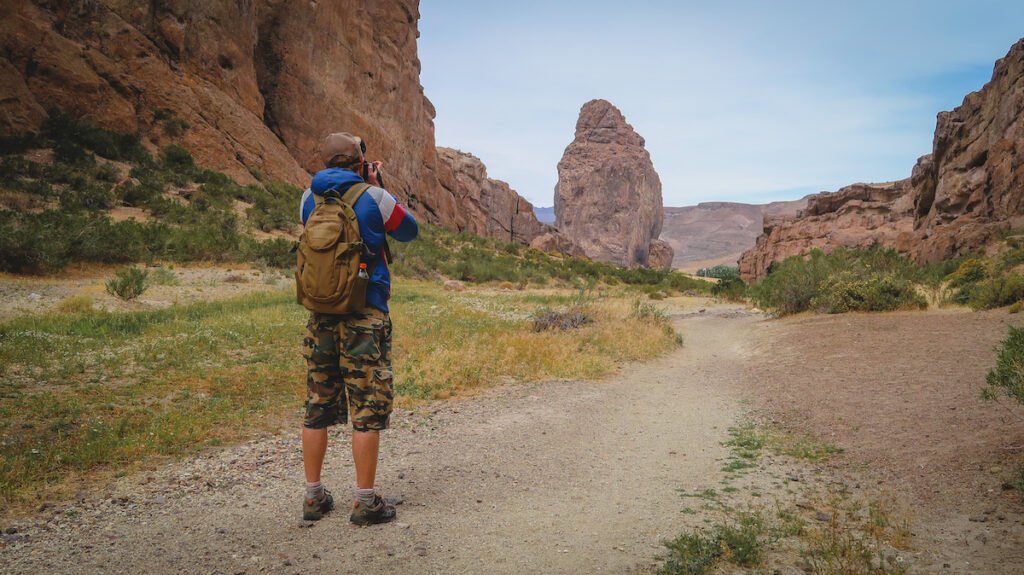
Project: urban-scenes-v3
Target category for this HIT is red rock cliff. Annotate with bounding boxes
[436,147,546,244]
[0,0,458,226]
[739,38,1024,281]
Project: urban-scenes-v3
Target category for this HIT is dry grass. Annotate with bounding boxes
[0,280,681,511]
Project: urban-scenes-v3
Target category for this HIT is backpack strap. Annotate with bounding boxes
[342,182,371,207]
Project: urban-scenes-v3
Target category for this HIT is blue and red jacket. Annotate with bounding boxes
[300,168,418,313]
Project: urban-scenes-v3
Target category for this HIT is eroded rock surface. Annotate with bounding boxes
[740,38,1024,281]
[0,0,457,227]
[436,147,545,244]
[554,100,666,267]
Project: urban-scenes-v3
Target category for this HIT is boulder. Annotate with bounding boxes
[554,99,665,267]
[529,232,587,258]
[647,239,675,271]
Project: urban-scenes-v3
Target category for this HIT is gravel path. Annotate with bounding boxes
[1,306,761,574]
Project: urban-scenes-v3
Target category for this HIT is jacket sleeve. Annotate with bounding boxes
[378,189,418,242]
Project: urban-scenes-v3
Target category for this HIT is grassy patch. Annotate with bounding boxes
[659,510,775,574]
[661,420,904,575]
[724,423,843,464]
[0,281,681,508]
[800,497,911,574]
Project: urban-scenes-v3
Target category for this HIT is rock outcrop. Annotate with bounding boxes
[739,37,1024,281]
[0,0,458,227]
[529,231,587,258]
[435,147,545,244]
[739,181,916,280]
[554,99,667,268]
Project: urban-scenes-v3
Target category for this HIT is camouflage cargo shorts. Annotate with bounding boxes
[301,309,394,432]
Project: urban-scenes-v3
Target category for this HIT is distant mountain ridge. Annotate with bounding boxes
[660,198,808,272]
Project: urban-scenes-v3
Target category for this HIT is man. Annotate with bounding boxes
[298,132,418,525]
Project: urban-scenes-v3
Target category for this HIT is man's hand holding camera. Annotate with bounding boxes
[364,160,385,187]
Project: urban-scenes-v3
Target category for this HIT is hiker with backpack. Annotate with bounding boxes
[296,132,418,525]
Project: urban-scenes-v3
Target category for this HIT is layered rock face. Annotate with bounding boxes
[740,38,1024,281]
[435,147,545,244]
[0,0,458,225]
[738,182,916,280]
[554,99,670,268]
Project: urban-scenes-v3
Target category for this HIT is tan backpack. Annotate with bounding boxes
[295,183,370,314]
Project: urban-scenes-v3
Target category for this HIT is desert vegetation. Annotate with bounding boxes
[0,108,295,273]
[746,236,1024,316]
[660,423,908,575]
[0,279,686,509]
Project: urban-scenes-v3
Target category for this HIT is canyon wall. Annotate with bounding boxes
[436,147,545,244]
[740,38,1024,281]
[554,99,670,268]
[0,0,459,226]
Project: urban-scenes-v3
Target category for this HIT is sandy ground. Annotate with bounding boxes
[745,308,1024,573]
[2,292,1023,573]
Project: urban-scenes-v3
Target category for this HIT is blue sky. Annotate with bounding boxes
[418,1,1023,207]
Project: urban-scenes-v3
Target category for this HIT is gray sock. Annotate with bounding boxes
[354,487,376,506]
[305,481,324,500]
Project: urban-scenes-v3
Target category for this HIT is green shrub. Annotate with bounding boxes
[106,266,150,300]
[982,326,1024,405]
[159,144,195,170]
[43,107,147,162]
[660,512,767,574]
[967,274,1024,310]
[811,271,926,313]
[711,276,746,301]
[697,264,739,279]
[0,132,42,155]
[749,248,928,315]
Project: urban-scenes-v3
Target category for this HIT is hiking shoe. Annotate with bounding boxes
[349,494,397,525]
[303,488,334,521]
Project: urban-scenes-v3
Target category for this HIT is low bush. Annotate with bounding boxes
[660,512,767,574]
[982,326,1024,405]
[966,274,1024,310]
[531,308,591,332]
[106,266,150,300]
[811,271,926,313]
[711,276,746,301]
[749,248,928,315]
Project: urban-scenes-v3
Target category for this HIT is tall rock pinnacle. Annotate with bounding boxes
[554,99,671,268]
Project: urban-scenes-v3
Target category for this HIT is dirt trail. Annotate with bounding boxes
[1,305,761,574]
[5,304,1023,574]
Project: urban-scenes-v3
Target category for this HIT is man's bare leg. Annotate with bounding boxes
[352,430,380,489]
[302,427,329,483]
